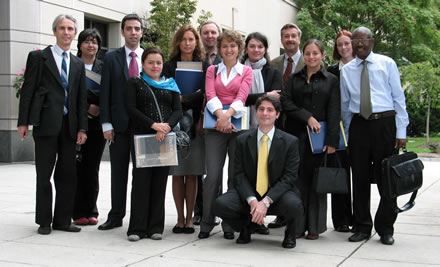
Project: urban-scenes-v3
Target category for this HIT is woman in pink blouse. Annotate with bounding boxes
[198,30,252,240]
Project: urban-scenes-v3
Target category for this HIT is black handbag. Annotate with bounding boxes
[142,80,191,151]
[381,148,424,213]
[313,152,349,194]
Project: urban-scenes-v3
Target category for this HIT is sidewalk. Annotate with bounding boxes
[0,159,439,267]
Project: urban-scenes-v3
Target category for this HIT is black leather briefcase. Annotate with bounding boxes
[381,149,424,213]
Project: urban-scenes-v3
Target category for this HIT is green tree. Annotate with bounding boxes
[144,0,198,60]
[197,9,213,32]
[295,0,440,66]
[401,61,440,142]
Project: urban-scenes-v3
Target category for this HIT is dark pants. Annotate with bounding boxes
[214,189,303,234]
[328,151,353,228]
[73,123,106,220]
[34,117,76,226]
[107,131,131,222]
[127,144,169,237]
[349,115,397,236]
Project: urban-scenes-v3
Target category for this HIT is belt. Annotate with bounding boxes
[355,110,396,120]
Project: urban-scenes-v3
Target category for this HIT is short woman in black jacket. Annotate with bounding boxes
[281,39,340,240]
[241,32,282,129]
[125,47,182,241]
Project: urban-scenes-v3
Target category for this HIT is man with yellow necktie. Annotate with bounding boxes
[214,95,303,248]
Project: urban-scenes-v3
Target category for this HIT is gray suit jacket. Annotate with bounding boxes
[270,54,305,88]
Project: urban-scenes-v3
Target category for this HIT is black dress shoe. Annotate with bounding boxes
[348,232,370,242]
[236,227,251,244]
[380,234,395,245]
[172,225,184,234]
[282,232,296,249]
[268,216,286,229]
[193,215,201,225]
[335,225,351,233]
[52,224,81,232]
[255,224,270,235]
[198,231,210,239]
[223,232,235,240]
[183,226,195,234]
[98,220,122,230]
[38,225,51,235]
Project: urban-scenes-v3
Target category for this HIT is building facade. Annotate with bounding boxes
[0,0,297,162]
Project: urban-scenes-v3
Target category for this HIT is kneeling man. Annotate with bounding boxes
[215,95,303,248]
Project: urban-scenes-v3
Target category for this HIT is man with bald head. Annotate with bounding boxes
[340,26,409,245]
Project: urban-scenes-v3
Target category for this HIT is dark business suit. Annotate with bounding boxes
[18,46,87,227]
[281,66,340,235]
[327,63,353,229]
[270,54,305,88]
[73,59,106,220]
[214,128,303,234]
[100,46,142,223]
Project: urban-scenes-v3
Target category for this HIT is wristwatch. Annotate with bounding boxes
[262,198,270,208]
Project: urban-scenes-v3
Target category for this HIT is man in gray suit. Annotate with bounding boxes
[270,23,304,88]
[268,23,304,229]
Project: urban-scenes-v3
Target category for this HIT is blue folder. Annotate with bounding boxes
[175,69,203,95]
[203,105,249,131]
[306,121,347,154]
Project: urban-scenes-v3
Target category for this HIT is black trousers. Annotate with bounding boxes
[107,131,131,222]
[73,123,106,220]
[214,189,303,234]
[127,144,169,237]
[327,151,353,228]
[34,117,76,226]
[349,115,397,235]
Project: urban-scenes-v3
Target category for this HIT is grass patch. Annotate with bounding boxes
[406,137,440,153]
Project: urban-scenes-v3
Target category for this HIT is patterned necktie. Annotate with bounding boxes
[360,60,372,119]
[61,51,68,115]
[256,135,269,196]
[128,51,139,78]
[283,57,293,86]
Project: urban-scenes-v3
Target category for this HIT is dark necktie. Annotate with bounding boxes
[129,51,139,78]
[61,51,68,115]
[283,57,293,86]
[360,60,372,119]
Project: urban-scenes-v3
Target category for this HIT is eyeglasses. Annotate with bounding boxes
[84,40,98,45]
[352,39,372,45]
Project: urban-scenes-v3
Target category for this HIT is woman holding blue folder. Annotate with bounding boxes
[73,28,105,226]
[163,24,208,234]
[281,39,340,240]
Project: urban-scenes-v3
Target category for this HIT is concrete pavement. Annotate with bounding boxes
[0,159,439,267]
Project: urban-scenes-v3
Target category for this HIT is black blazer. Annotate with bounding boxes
[281,66,340,147]
[327,63,340,78]
[234,128,300,203]
[245,65,282,106]
[100,46,135,133]
[18,46,88,140]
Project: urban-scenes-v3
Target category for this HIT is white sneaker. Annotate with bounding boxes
[128,234,140,242]
[150,233,162,240]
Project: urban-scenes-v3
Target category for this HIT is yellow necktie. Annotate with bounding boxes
[256,135,269,196]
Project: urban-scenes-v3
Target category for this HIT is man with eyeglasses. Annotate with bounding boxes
[340,26,409,245]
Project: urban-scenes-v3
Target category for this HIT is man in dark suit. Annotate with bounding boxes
[268,23,305,228]
[17,14,88,235]
[98,14,144,230]
[214,95,303,248]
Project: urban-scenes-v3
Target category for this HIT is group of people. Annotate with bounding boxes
[17,12,409,249]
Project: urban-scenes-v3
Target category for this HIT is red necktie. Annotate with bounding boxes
[283,57,293,86]
[129,51,139,78]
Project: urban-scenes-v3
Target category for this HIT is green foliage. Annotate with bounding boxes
[197,9,213,32]
[144,0,198,60]
[295,0,440,66]
[406,137,440,153]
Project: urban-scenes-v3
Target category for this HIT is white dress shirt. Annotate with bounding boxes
[246,126,275,204]
[51,44,71,78]
[283,50,301,74]
[340,52,409,138]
